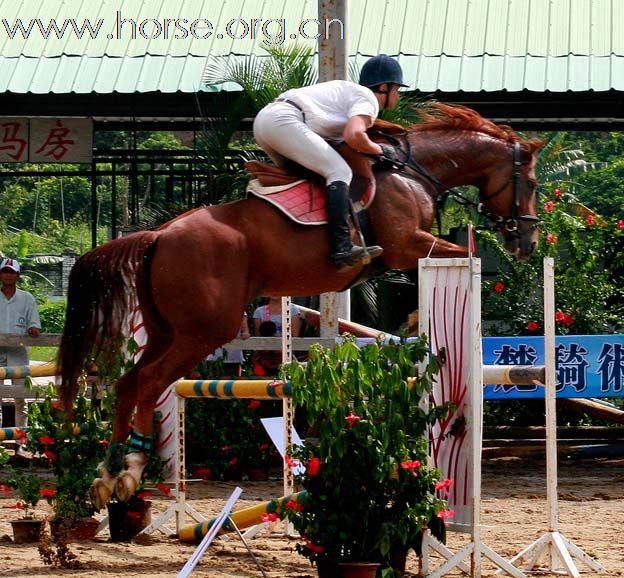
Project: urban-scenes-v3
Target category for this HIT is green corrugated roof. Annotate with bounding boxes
[0,0,623,94]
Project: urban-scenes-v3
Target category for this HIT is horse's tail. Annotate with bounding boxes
[57,231,159,415]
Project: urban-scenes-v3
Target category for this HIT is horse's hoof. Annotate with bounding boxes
[91,479,113,510]
[115,472,138,502]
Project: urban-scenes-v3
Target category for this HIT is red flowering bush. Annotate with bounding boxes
[1,463,44,519]
[481,185,624,336]
[25,382,111,525]
[281,336,451,571]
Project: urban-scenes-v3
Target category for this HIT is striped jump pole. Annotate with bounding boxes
[0,423,107,442]
[0,361,58,379]
[178,491,306,543]
[175,380,292,400]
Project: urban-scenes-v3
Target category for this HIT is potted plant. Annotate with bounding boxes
[0,451,48,543]
[280,335,453,578]
[26,382,111,543]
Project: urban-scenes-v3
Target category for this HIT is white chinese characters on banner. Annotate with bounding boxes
[0,117,93,163]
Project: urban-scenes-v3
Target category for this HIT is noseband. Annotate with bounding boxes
[384,138,540,234]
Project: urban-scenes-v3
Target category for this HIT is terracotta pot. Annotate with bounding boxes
[107,499,152,542]
[338,561,381,578]
[10,518,43,543]
[50,516,100,542]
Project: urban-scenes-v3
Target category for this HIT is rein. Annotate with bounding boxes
[378,134,540,233]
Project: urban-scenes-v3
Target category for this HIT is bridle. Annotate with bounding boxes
[379,137,541,234]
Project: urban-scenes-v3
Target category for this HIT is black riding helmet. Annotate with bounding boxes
[359,55,408,90]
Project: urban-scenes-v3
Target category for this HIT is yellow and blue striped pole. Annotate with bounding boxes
[178,491,306,543]
[0,361,57,380]
[175,379,292,400]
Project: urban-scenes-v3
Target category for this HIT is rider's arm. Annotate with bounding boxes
[343,115,383,155]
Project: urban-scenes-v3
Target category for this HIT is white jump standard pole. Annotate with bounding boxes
[504,258,604,577]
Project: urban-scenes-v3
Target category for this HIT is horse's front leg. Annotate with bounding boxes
[383,228,469,269]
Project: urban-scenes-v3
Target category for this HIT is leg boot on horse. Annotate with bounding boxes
[326,181,383,271]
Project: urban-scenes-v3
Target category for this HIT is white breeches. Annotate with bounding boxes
[253,101,353,185]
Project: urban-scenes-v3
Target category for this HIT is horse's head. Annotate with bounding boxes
[479,139,543,260]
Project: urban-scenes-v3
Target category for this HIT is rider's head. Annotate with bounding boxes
[359,55,407,110]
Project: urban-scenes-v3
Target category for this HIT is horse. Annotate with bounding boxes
[58,103,543,509]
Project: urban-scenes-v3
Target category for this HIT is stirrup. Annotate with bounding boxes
[331,245,383,269]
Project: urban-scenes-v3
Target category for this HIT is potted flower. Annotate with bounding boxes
[281,336,452,578]
[0,455,48,543]
[26,382,111,543]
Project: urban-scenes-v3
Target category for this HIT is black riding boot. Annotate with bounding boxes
[325,181,383,269]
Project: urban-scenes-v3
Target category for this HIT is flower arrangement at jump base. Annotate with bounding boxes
[280,335,453,578]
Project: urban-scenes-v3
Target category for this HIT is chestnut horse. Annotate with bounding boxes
[58,103,543,508]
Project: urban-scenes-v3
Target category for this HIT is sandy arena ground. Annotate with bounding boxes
[0,456,622,578]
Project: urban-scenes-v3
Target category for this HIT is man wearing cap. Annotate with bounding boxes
[0,258,41,442]
[253,54,406,270]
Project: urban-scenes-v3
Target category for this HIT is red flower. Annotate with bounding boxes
[527,321,540,332]
[0,484,11,493]
[562,314,575,327]
[156,484,171,496]
[543,201,555,212]
[13,428,26,439]
[12,502,25,510]
[39,436,55,445]
[436,509,455,519]
[435,479,453,491]
[248,400,261,410]
[43,449,57,461]
[553,188,562,197]
[258,442,270,451]
[617,219,624,230]
[305,539,324,553]
[307,457,321,477]
[546,233,558,245]
[345,413,361,427]
[493,281,505,293]
[585,213,596,226]
[98,439,110,446]
[400,460,422,476]
[555,311,567,322]
[285,455,299,469]
[40,488,56,498]
[229,457,239,466]
[286,499,304,512]
[261,513,279,523]
[220,444,233,453]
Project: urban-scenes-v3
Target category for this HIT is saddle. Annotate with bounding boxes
[245,130,400,225]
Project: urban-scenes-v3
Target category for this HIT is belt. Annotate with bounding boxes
[275,98,305,119]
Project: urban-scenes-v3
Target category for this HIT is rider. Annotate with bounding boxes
[253,54,407,270]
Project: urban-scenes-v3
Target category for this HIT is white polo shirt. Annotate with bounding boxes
[279,80,379,141]
[0,288,41,366]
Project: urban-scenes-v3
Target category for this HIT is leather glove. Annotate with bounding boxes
[379,144,401,164]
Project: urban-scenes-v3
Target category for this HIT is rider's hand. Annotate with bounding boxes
[378,144,401,164]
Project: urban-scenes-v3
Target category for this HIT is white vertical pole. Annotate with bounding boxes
[469,258,483,578]
[543,257,558,532]
[282,296,293,500]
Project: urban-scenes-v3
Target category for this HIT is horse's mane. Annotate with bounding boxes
[373,102,542,149]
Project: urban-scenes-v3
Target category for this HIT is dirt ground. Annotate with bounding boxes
[0,456,622,578]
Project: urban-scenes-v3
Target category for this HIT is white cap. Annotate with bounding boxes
[0,258,20,272]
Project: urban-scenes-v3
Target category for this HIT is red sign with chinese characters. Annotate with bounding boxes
[0,117,93,163]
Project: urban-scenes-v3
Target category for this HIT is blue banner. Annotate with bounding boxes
[483,335,624,399]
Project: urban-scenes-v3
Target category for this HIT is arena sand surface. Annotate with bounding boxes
[0,456,622,578]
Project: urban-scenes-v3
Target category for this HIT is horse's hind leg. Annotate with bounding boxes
[91,335,172,509]
[114,335,212,502]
